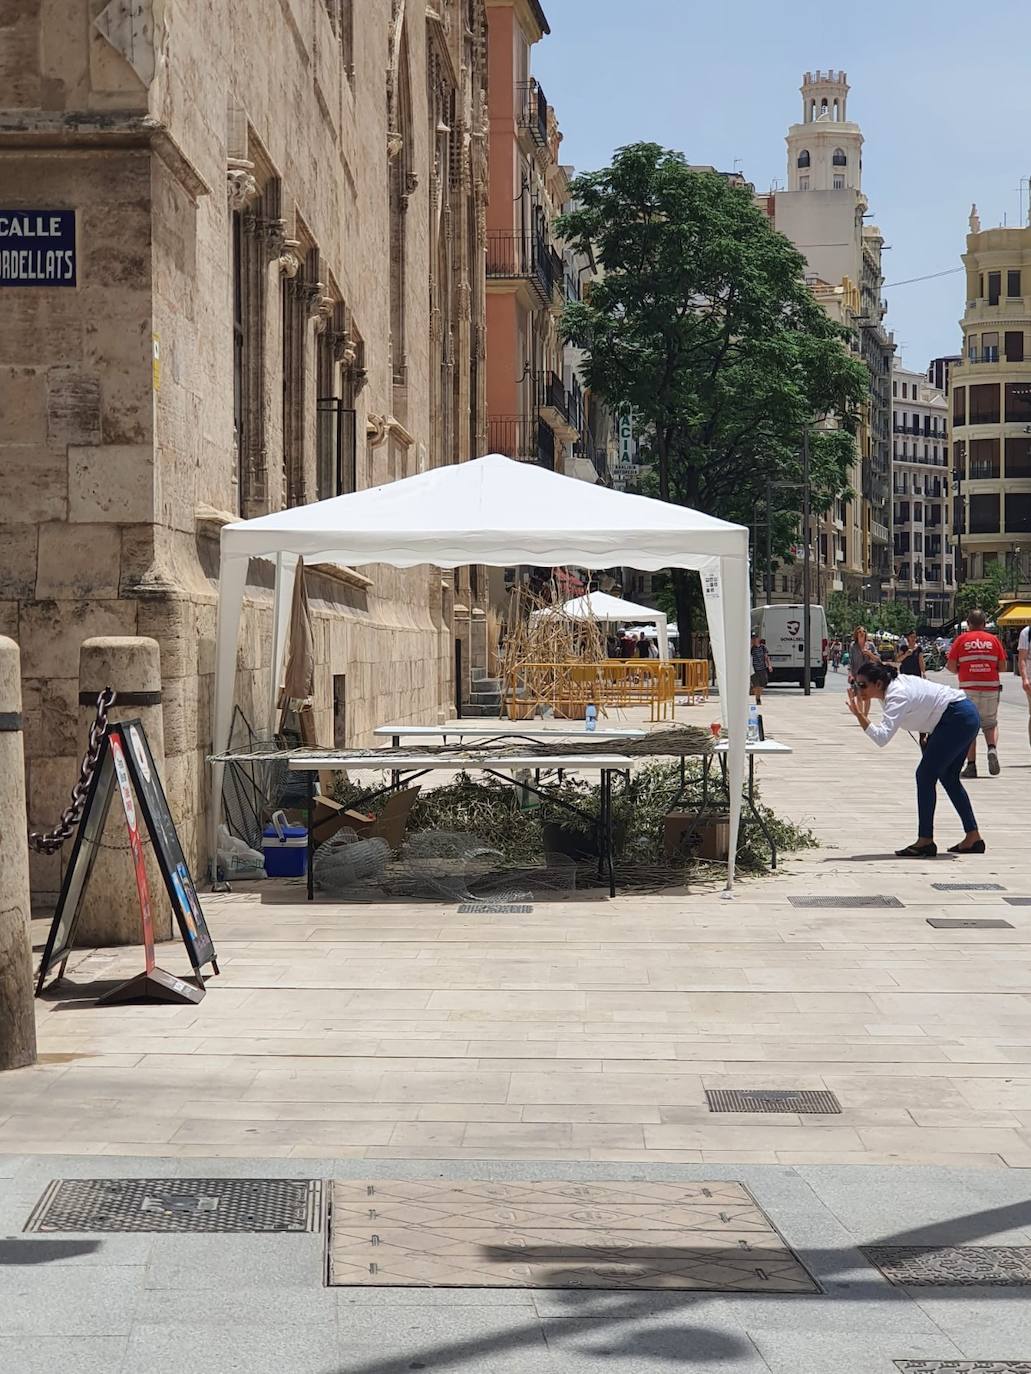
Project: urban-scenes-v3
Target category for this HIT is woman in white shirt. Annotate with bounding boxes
[847,661,985,857]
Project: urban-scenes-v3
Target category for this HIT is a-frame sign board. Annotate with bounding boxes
[36,719,219,1005]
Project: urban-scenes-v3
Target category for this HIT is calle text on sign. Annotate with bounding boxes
[0,210,76,287]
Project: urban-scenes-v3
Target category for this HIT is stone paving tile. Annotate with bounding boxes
[0,1337,129,1373]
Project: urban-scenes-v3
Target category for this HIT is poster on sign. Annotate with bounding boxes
[36,720,217,1002]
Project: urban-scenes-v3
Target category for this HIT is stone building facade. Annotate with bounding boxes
[0,0,488,897]
[764,70,896,602]
[951,208,1031,593]
[892,361,954,620]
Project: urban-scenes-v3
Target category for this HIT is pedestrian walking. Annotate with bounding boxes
[847,625,878,682]
[946,609,1007,777]
[750,631,770,705]
[898,630,925,677]
[1019,624,1031,749]
[846,661,985,857]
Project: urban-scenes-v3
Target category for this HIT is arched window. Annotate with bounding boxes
[832,147,847,167]
[796,149,810,168]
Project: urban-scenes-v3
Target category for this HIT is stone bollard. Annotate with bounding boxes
[0,637,38,1070]
[77,637,172,946]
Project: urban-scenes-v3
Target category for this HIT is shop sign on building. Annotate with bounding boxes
[0,210,76,286]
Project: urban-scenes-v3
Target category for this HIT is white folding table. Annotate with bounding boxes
[373,723,647,748]
[209,750,636,900]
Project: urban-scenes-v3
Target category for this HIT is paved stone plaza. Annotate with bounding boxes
[3,674,1031,1370]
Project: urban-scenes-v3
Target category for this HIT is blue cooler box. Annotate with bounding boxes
[262,820,308,877]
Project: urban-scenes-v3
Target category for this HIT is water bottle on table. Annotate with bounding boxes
[585,703,597,733]
[746,703,759,743]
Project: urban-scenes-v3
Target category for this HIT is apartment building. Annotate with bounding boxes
[951,207,1031,592]
[892,362,955,620]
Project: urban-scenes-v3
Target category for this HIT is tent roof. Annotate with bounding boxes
[535,591,666,622]
[220,454,747,572]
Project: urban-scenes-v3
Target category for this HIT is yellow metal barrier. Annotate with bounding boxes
[670,658,709,704]
[503,659,679,723]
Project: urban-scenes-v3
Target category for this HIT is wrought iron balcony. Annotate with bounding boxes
[517,81,548,147]
[486,231,552,304]
[486,416,555,470]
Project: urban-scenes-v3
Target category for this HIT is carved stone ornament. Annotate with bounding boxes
[227,160,259,210]
[278,240,302,277]
[405,171,419,194]
[969,202,981,233]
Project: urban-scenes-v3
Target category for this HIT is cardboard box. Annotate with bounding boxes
[663,810,730,862]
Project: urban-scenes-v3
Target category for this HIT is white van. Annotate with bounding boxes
[750,604,828,688]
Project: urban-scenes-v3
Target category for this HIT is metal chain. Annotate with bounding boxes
[28,687,116,855]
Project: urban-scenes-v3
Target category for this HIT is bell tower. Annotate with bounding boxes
[786,70,863,194]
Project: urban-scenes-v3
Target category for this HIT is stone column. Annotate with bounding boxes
[77,637,171,946]
[0,637,37,1070]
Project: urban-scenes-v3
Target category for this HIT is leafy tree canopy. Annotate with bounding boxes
[558,144,869,629]
[954,560,1011,625]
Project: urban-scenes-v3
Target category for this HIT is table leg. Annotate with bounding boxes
[306,770,315,901]
[391,735,400,788]
[596,771,606,881]
[744,754,777,869]
[605,770,616,899]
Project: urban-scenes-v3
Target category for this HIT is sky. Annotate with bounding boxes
[532,0,1031,374]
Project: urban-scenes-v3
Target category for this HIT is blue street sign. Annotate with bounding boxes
[0,210,76,286]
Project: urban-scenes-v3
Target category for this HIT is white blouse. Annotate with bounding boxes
[864,674,965,747]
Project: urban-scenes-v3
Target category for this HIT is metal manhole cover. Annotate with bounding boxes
[1004,898,1031,906]
[863,1246,1031,1286]
[788,895,903,908]
[931,882,1005,891]
[327,1180,819,1292]
[25,1179,322,1233]
[926,918,1013,929]
[457,903,533,914]
[706,1088,841,1115]
[895,1364,1031,1372]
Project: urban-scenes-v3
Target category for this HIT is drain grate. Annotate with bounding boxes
[931,882,1005,891]
[706,1088,841,1115]
[24,1178,322,1234]
[895,1364,1031,1372]
[863,1246,1031,1286]
[457,903,533,914]
[1004,898,1031,907]
[927,918,1013,929]
[788,895,903,909]
[327,1180,819,1291]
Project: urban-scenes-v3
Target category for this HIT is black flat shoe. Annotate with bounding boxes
[947,839,986,854]
[895,842,938,858]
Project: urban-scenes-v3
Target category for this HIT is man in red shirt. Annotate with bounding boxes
[947,608,1008,776]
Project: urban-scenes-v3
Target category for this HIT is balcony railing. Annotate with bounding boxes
[538,371,569,424]
[966,349,1000,364]
[517,80,548,146]
[968,461,1000,480]
[486,231,551,303]
[487,416,555,470]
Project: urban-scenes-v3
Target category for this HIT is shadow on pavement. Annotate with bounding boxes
[325,1197,1031,1372]
[0,1238,100,1265]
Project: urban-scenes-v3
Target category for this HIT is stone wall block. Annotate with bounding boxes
[136,599,197,679]
[77,636,171,946]
[0,523,39,599]
[161,674,198,756]
[68,444,154,524]
[18,599,137,694]
[46,367,102,445]
[0,367,46,443]
[0,448,68,524]
[35,522,121,599]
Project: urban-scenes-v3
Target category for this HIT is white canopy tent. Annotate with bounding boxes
[531,590,670,659]
[212,454,751,888]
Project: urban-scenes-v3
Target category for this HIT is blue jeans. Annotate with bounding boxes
[916,699,980,838]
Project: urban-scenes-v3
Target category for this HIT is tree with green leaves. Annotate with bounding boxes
[558,144,869,637]
[954,560,1010,625]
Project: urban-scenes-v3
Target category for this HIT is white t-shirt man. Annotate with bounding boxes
[1019,628,1031,743]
